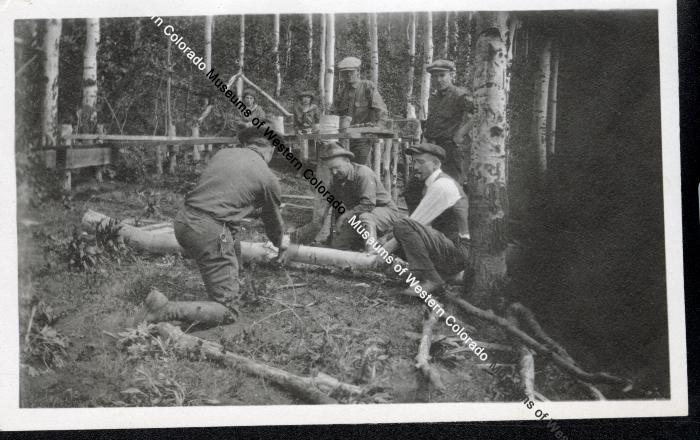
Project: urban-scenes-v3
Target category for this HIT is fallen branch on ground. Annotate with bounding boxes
[445,295,632,387]
[153,323,362,404]
[507,308,536,402]
[507,302,575,364]
[414,312,445,393]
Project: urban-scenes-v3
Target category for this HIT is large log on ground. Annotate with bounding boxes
[82,210,379,270]
[154,322,361,404]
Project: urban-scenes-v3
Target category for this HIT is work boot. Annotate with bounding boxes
[134,289,237,327]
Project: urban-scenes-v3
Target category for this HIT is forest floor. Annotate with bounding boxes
[17,161,620,409]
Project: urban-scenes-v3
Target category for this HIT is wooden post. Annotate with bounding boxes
[60,124,73,192]
[167,124,177,174]
[94,124,106,182]
[391,139,400,202]
[372,140,382,176]
[382,138,392,193]
[192,125,201,162]
[324,14,335,110]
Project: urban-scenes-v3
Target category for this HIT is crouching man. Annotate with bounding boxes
[394,143,471,296]
[137,127,288,326]
[292,142,403,253]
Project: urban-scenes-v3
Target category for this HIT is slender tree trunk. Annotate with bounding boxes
[318,15,326,109]
[443,11,450,58]
[237,15,245,98]
[307,14,313,79]
[369,13,379,84]
[274,14,281,97]
[450,11,459,58]
[467,11,511,298]
[406,12,416,117]
[41,19,62,146]
[546,42,559,157]
[532,37,552,179]
[324,13,335,110]
[79,18,99,133]
[285,19,292,73]
[204,16,213,69]
[418,11,433,121]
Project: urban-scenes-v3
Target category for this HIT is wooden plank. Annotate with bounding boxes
[65,134,238,144]
[65,147,114,169]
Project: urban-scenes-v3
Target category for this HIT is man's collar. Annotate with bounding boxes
[424,168,442,188]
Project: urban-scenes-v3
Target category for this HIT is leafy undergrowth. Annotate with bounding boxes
[17,177,591,408]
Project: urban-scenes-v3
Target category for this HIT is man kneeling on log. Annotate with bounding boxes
[136,127,289,326]
[394,143,471,296]
[292,142,403,253]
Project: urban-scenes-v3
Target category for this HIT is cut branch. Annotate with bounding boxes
[414,312,445,392]
[446,295,631,387]
[153,323,362,404]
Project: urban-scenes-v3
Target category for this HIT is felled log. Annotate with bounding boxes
[83,210,379,270]
[445,295,631,387]
[414,312,445,393]
[153,322,361,404]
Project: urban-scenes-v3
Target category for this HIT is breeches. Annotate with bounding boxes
[333,205,404,250]
[174,207,241,317]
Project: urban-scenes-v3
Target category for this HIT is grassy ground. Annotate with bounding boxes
[17,164,595,408]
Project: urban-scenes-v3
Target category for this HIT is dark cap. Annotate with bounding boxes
[242,88,257,99]
[426,59,456,73]
[319,142,355,160]
[298,90,315,100]
[238,126,270,146]
[405,143,446,161]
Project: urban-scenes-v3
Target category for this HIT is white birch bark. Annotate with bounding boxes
[532,37,552,177]
[274,14,281,97]
[406,12,417,117]
[418,11,433,121]
[546,42,559,156]
[324,13,335,109]
[369,13,379,84]
[80,18,100,132]
[204,16,213,70]
[41,19,62,146]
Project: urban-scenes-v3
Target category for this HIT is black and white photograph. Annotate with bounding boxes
[0,0,688,431]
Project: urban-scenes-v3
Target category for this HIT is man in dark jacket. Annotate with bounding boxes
[138,127,288,325]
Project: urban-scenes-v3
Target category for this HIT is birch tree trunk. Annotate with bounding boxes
[204,16,213,70]
[237,15,245,98]
[443,11,450,58]
[307,14,313,79]
[467,11,511,297]
[450,11,459,58]
[318,15,326,109]
[546,42,559,157]
[274,14,281,97]
[324,14,335,110]
[418,11,433,121]
[406,12,416,117]
[41,19,62,146]
[369,13,379,84]
[79,18,99,133]
[285,20,292,73]
[532,37,552,179]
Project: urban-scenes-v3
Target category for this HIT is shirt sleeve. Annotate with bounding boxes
[260,176,285,248]
[349,169,378,213]
[369,84,388,123]
[409,179,462,225]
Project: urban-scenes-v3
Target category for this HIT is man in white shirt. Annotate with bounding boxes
[393,143,471,296]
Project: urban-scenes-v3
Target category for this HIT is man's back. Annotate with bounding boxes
[186,148,281,225]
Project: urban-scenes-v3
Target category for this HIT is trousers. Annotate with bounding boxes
[393,218,469,284]
[174,206,241,317]
[332,205,404,250]
[349,139,373,166]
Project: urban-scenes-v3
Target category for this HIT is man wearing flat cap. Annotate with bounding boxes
[423,59,476,183]
[293,142,403,253]
[140,126,289,325]
[393,142,471,296]
[330,56,389,165]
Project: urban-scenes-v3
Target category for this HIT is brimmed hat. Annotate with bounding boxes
[337,57,361,71]
[298,90,315,100]
[426,59,456,73]
[319,142,355,160]
[242,88,257,99]
[406,143,446,161]
[238,126,270,146]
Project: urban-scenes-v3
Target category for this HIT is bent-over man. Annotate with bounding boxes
[139,127,288,325]
[393,143,471,296]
